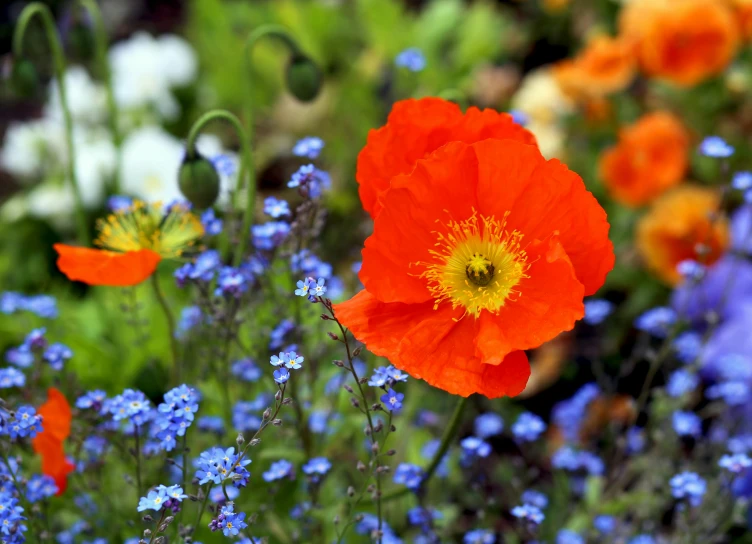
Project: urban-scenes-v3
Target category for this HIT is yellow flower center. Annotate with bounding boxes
[94,200,204,258]
[418,212,529,317]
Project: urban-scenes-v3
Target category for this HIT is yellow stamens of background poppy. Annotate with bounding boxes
[418,212,529,317]
[94,201,204,259]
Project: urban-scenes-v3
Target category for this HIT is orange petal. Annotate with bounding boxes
[335,290,532,398]
[32,388,74,495]
[474,238,585,361]
[472,139,614,295]
[54,244,161,286]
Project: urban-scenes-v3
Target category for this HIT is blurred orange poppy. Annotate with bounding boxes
[553,35,637,99]
[356,97,537,218]
[336,140,614,398]
[621,0,740,87]
[54,201,202,287]
[32,388,74,495]
[599,112,690,207]
[637,186,729,285]
[732,0,752,40]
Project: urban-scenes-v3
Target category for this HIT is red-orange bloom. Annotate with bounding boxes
[599,112,690,207]
[32,388,74,495]
[621,0,740,87]
[335,140,614,398]
[636,186,729,285]
[53,200,203,286]
[553,35,637,99]
[356,97,537,218]
[54,245,161,286]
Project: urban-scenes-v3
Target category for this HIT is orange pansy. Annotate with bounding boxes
[356,97,537,218]
[636,186,729,285]
[54,245,162,287]
[621,0,739,87]
[336,140,614,398]
[32,388,74,494]
[553,35,637,99]
[599,112,690,207]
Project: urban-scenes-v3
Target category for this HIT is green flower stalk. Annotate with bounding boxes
[77,0,123,194]
[235,26,323,267]
[13,2,90,245]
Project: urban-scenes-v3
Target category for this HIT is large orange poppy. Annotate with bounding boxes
[599,112,690,207]
[335,140,614,398]
[356,97,537,218]
[621,0,739,87]
[32,388,74,495]
[636,186,729,285]
[54,200,202,287]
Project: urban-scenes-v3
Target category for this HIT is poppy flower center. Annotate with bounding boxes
[465,254,495,286]
[94,200,204,259]
[418,212,529,318]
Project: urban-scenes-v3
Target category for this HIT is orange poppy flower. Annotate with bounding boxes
[32,388,74,494]
[54,201,203,287]
[636,186,729,285]
[335,140,614,398]
[356,97,537,218]
[621,0,740,87]
[599,112,690,207]
[553,35,637,99]
[732,0,752,40]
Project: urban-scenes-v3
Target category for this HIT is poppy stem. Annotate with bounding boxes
[13,3,90,245]
[380,395,469,503]
[150,273,181,384]
[183,109,252,266]
[77,0,122,194]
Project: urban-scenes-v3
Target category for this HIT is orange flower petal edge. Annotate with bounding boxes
[599,112,690,207]
[54,244,162,286]
[32,388,74,495]
[356,97,537,218]
[337,139,614,398]
[636,186,729,285]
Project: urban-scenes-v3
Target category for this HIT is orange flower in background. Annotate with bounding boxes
[356,97,537,218]
[32,388,74,495]
[732,0,752,40]
[621,0,739,87]
[54,201,202,287]
[599,112,690,207]
[637,186,729,285]
[553,35,637,99]
[335,140,614,398]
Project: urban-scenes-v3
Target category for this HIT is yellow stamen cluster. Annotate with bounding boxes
[417,211,529,318]
[94,200,204,259]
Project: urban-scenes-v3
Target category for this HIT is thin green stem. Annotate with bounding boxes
[234,26,305,265]
[381,395,469,502]
[183,110,252,265]
[134,425,143,497]
[77,0,122,193]
[151,273,181,384]
[14,3,89,244]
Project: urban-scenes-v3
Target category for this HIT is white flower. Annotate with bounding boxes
[109,32,197,120]
[73,131,117,208]
[0,119,64,181]
[511,66,573,125]
[45,66,107,125]
[120,126,236,204]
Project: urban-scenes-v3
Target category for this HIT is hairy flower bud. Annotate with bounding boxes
[285,54,322,102]
[178,151,220,209]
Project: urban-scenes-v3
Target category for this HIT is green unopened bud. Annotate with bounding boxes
[69,21,95,62]
[285,54,322,102]
[178,152,220,209]
[11,59,38,97]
